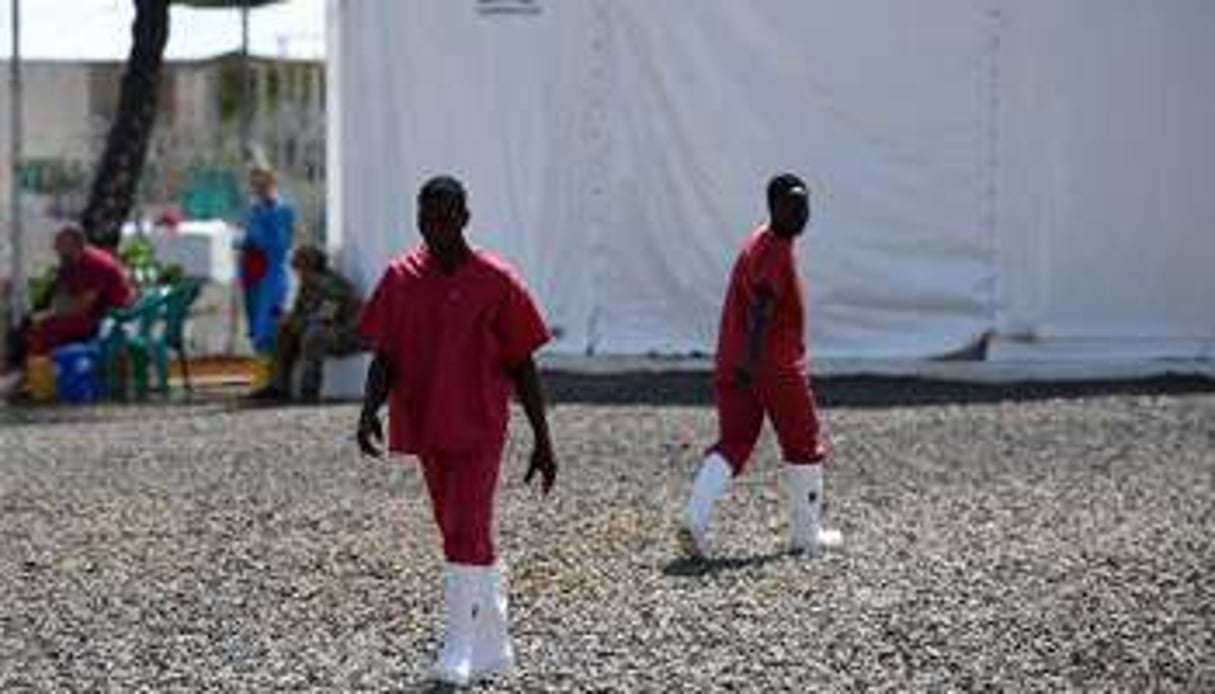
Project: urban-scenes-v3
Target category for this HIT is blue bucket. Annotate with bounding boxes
[53,342,101,404]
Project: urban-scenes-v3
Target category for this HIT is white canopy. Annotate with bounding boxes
[328,0,1215,361]
[0,0,324,62]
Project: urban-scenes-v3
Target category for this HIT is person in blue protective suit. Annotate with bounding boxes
[239,166,294,355]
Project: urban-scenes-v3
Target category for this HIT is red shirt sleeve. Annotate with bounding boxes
[495,272,550,367]
[358,268,396,352]
[751,238,794,300]
[103,259,134,308]
[64,249,134,314]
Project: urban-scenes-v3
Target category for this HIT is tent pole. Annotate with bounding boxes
[241,1,252,162]
[7,0,23,333]
[227,1,253,355]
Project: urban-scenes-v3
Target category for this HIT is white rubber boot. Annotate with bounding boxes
[679,453,734,558]
[784,463,842,557]
[470,563,515,681]
[433,564,478,685]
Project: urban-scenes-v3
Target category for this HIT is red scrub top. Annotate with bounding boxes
[715,226,806,381]
[359,246,550,455]
[58,246,135,320]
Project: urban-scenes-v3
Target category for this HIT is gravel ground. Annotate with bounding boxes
[1,376,1212,692]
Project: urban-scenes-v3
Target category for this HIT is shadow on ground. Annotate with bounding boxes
[661,551,790,578]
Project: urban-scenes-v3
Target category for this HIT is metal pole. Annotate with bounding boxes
[240,1,251,162]
[227,1,252,355]
[8,0,23,331]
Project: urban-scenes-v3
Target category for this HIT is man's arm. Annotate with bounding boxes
[284,281,316,333]
[279,206,296,253]
[356,351,393,457]
[736,287,774,386]
[338,275,365,324]
[509,355,556,494]
[52,289,100,318]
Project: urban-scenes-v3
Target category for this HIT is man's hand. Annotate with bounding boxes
[734,363,754,388]
[357,353,393,458]
[53,290,99,318]
[357,408,384,458]
[740,289,772,388]
[524,436,557,495]
[510,355,557,496]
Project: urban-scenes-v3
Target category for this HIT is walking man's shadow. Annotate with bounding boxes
[661,551,789,578]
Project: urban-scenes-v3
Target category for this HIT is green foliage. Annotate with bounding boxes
[160,263,186,285]
[24,240,181,312]
[118,235,164,289]
[217,61,245,124]
[26,266,57,312]
[174,0,285,121]
[265,67,281,115]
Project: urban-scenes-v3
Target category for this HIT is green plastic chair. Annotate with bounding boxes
[98,287,169,400]
[153,278,204,394]
[98,278,203,399]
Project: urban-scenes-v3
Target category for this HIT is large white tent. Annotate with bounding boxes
[327,0,1215,362]
[0,0,325,61]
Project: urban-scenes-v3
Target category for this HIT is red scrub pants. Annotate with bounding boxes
[418,448,502,566]
[710,372,829,473]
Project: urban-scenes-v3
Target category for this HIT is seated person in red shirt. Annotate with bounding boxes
[679,173,841,560]
[5,224,135,373]
[355,176,556,686]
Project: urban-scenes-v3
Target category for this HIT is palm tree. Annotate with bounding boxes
[80,0,282,250]
[79,0,169,250]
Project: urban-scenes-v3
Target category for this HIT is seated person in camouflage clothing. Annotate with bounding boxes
[249,245,366,402]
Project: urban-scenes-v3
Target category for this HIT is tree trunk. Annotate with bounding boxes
[79,0,171,250]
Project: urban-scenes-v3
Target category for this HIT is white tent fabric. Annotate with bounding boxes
[329,0,1215,361]
[0,0,325,62]
[993,0,1215,360]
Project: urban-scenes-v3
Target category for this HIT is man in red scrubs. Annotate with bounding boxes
[679,173,840,560]
[6,224,134,371]
[356,175,556,686]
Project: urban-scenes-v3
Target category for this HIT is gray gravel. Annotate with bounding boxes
[1,380,1212,691]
